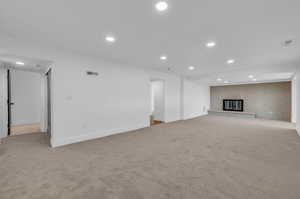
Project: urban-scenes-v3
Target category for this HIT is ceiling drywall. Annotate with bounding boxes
[0,54,52,73]
[0,0,299,84]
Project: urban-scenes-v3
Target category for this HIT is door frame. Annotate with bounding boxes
[0,65,53,143]
[7,69,11,136]
[45,68,52,137]
[150,78,166,123]
[0,66,8,138]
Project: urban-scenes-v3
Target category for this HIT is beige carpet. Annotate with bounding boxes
[1,116,300,199]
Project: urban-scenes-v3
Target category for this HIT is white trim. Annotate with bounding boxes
[0,66,8,138]
[48,68,54,144]
[40,73,47,132]
[50,124,149,147]
[209,79,292,87]
[291,76,297,123]
[183,113,208,120]
[164,119,181,123]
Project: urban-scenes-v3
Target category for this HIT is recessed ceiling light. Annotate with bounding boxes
[206,41,216,48]
[253,79,257,81]
[16,61,25,66]
[155,1,168,12]
[160,55,167,60]
[227,59,235,64]
[248,75,254,78]
[224,80,229,83]
[188,66,195,70]
[105,35,116,43]
[217,78,222,81]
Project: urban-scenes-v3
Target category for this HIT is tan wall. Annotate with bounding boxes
[210,82,291,121]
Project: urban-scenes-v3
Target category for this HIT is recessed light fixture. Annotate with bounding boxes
[224,80,229,83]
[16,61,25,66]
[188,66,195,70]
[227,59,235,64]
[105,35,116,43]
[217,78,222,81]
[206,41,216,48]
[160,55,167,60]
[155,1,168,12]
[248,75,254,78]
[253,79,257,81]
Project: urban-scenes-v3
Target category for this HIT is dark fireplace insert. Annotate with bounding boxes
[223,99,244,112]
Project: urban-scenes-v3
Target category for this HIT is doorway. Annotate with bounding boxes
[150,80,165,125]
[7,69,44,135]
[3,68,52,143]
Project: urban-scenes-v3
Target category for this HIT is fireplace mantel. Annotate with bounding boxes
[208,110,256,118]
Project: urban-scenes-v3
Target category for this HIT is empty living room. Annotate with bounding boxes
[1,0,300,198]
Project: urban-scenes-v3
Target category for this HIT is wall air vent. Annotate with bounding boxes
[283,39,293,47]
[86,71,99,76]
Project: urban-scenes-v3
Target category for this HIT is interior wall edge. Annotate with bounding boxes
[0,66,8,138]
[183,79,210,120]
[296,68,300,136]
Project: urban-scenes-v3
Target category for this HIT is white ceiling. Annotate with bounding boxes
[0,54,52,73]
[0,0,300,84]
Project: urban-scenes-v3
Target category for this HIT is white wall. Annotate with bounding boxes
[151,80,165,121]
[0,43,208,146]
[51,58,150,146]
[0,54,183,146]
[49,55,183,147]
[10,70,42,125]
[183,79,210,120]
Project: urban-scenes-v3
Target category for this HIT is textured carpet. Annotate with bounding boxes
[1,116,300,199]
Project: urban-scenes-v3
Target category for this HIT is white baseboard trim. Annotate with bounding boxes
[165,119,181,123]
[183,113,208,120]
[51,123,149,148]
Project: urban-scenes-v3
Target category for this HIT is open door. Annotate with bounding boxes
[150,80,165,125]
[7,69,11,136]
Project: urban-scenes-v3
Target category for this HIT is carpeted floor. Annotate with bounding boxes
[1,116,300,199]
